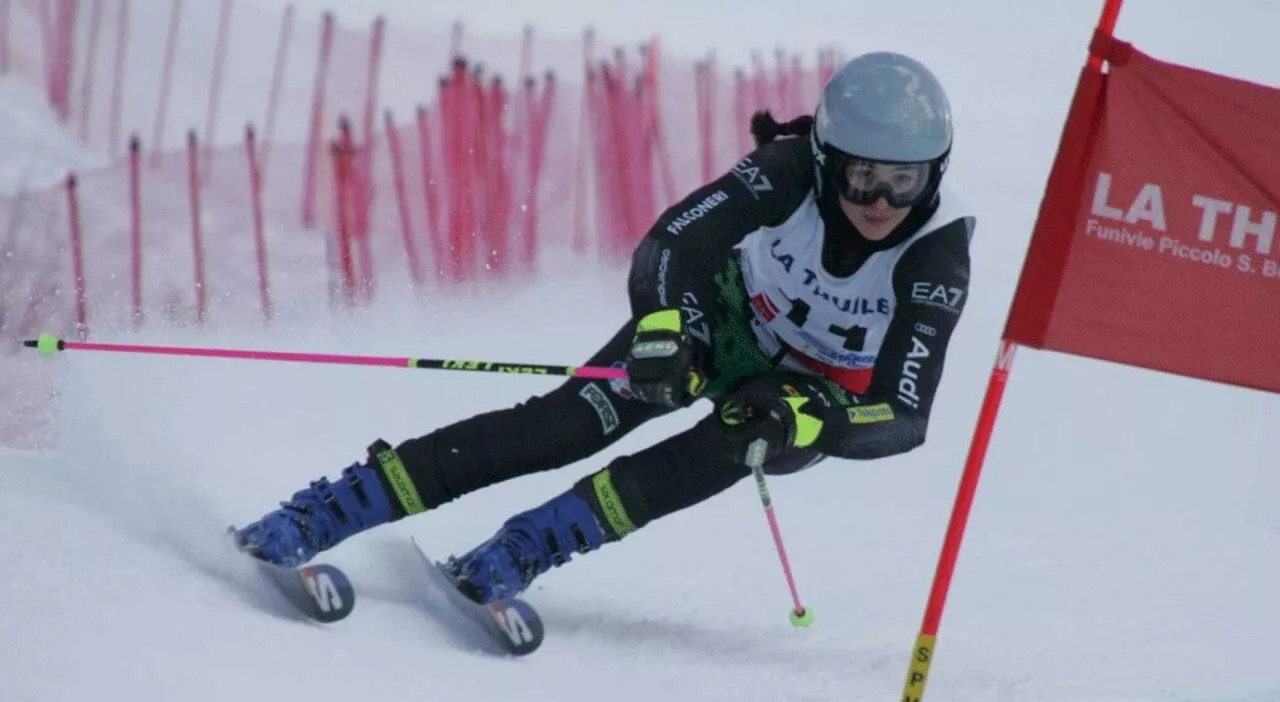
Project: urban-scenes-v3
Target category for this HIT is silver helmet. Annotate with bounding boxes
[812,51,952,208]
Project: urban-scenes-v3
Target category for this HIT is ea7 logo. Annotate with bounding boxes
[732,156,773,198]
[682,291,711,346]
[910,282,964,314]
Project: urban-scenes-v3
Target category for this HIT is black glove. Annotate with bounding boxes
[625,309,706,408]
[716,374,828,467]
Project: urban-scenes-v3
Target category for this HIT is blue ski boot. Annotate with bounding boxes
[235,440,411,568]
[445,489,608,603]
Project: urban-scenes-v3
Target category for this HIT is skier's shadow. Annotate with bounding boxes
[541,602,758,653]
[31,462,303,623]
[13,441,308,624]
[529,593,866,668]
[135,514,328,625]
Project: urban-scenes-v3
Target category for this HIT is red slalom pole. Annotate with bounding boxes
[186,129,207,323]
[150,0,183,167]
[899,342,1016,702]
[23,334,629,381]
[302,12,334,228]
[65,174,88,339]
[899,4,1124,701]
[245,124,272,322]
[128,134,144,327]
[109,0,129,159]
[384,109,423,286]
[76,0,102,142]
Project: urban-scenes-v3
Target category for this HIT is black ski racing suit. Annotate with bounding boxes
[380,135,975,542]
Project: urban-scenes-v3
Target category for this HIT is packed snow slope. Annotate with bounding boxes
[4,1,1280,700]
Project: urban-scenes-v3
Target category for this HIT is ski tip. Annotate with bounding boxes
[487,598,545,656]
[297,564,357,622]
[412,537,545,656]
[233,538,357,623]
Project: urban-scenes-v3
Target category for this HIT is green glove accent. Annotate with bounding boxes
[628,309,704,407]
[781,396,823,449]
[635,308,682,335]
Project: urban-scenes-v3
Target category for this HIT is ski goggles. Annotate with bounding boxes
[835,157,933,209]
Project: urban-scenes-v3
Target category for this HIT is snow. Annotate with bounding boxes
[4,1,1280,701]
[0,76,105,195]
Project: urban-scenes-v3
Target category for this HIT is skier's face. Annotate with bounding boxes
[835,158,920,240]
[840,196,911,241]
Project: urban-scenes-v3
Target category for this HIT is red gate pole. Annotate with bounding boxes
[150,0,183,167]
[384,110,422,286]
[414,104,442,278]
[129,135,144,327]
[301,12,334,227]
[0,0,9,74]
[897,2,1125,700]
[201,0,233,180]
[108,0,129,159]
[76,0,103,142]
[186,130,207,323]
[245,125,272,321]
[260,3,295,177]
[65,174,88,339]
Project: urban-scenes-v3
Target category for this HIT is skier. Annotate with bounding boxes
[235,50,975,606]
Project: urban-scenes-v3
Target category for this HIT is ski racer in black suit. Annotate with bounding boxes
[234,50,976,605]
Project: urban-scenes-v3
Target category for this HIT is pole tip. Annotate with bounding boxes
[33,333,62,357]
[789,606,813,628]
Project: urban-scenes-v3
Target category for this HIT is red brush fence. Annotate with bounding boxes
[0,5,837,349]
[0,6,844,455]
[244,124,272,321]
[64,173,85,339]
[186,129,207,323]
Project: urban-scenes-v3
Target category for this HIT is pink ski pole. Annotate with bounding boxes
[23,333,627,381]
[745,438,814,628]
